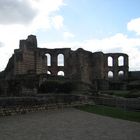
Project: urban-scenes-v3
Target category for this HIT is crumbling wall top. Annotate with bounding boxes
[19,35,37,50]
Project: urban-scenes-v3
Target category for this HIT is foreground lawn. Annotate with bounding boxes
[75,105,140,122]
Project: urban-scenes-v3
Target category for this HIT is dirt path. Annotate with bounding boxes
[0,108,140,140]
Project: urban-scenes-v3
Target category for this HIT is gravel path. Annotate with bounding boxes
[0,108,140,140]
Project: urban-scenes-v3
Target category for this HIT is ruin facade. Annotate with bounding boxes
[0,35,130,96]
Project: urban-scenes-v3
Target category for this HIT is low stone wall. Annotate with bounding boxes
[0,94,87,116]
[89,96,140,111]
[0,104,65,116]
[0,95,76,106]
[1,95,139,116]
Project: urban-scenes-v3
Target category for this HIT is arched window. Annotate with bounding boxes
[45,53,51,66]
[57,54,64,66]
[118,71,124,78]
[108,71,113,78]
[118,56,124,66]
[47,71,51,75]
[108,56,113,67]
[57,71,64,76]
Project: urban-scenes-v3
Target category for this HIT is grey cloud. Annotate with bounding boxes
[0,0,37,24]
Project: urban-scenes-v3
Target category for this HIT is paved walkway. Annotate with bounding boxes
[0,108,140,140]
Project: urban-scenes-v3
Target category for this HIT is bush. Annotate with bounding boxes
[58,81,75,93]
[38,80,76,94]
[39,80,60,93]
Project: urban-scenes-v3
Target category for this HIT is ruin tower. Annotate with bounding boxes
[14,35,46,75]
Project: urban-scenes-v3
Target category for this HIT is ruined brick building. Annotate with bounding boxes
[0,35,138,96]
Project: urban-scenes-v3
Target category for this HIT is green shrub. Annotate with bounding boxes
[39,80,60,93]
[58,81,76,93]
[39,80,76,94]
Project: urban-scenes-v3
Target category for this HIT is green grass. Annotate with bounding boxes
[76,105,140,122]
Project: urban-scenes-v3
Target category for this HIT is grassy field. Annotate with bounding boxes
[76,105,140,122]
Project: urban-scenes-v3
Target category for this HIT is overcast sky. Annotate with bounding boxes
[0,0,140,71]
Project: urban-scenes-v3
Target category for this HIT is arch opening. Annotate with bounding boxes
[45,53,51,66]
[57,54,64,66]
[108,56,113,67]
[118,56,124,66]
[47,71,51,75]
[118,71,124,78]
[108,71,113,78]
[57,71,64,76]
